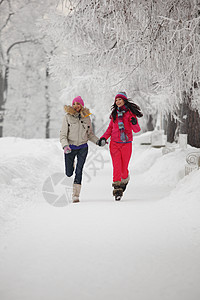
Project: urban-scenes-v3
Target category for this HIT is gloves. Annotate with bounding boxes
[131,117,137,125]
[64,145,71,154]
[96,137,107,146]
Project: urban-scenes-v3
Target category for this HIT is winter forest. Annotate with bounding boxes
[1,1,200,300]
[0,0,200,144]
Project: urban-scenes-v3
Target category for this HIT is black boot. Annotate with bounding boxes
[112,181,123,201]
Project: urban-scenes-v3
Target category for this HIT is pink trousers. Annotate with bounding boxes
[110,141,132,182]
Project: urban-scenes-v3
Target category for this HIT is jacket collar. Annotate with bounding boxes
[64,105,91,118]
[117,104,128,112]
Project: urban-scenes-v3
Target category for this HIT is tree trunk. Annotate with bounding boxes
[0,63,8,138]
[0,50,11,137]
[146,114,154,131]
[179,91,200,148]
[0,70,4,137]
[166,114,177,143]
[179,91,188,135]
[45,67,50,139]
[187,107,200,148]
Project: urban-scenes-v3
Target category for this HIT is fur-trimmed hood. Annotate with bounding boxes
[60,105,99,148]
[64,105,91,118]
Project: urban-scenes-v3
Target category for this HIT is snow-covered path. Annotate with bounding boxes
[0,134,200,300]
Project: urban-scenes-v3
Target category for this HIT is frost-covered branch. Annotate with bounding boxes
[0,12,14,31]
[40,0,200,113]
[6,39,38,56]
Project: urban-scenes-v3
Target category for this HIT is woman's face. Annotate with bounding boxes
[73,102,82,112]
[115,98,125,107]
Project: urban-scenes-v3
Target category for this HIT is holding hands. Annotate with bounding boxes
[96,137,107,147]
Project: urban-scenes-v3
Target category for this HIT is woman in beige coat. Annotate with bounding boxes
[60,96,102,203]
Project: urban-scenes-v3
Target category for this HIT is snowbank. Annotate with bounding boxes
[0,134,200,300]
[0,134,199,202]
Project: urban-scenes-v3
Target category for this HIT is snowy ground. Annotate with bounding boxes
[0,133,200,300]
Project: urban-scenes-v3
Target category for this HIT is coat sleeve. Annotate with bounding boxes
[130,113,141,133]
[87,116,99,144]
[100,118,113,140]
[60,115,69,149]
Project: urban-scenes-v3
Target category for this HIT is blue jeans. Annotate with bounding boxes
[64,146,88,184]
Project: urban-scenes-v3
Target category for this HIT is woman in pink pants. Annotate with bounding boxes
[97,92,143,200]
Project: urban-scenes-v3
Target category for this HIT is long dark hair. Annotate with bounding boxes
[110,92,143,121]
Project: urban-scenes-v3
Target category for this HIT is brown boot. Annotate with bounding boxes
[121,175,130,192]
[72,184,81,203]
[112,181,123,201]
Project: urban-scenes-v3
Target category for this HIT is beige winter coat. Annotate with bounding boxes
[60,105,99,149]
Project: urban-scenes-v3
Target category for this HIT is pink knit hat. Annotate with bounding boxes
[115,92,128,102]
[72,96,84,107]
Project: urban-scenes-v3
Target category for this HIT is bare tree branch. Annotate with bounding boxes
[110,41,117,50]
[1,0,39,33]
[0,12,14,31]
[6,39,39,56]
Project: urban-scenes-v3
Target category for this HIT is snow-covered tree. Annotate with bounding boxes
[0,0,60,138]
[42,0,200,146]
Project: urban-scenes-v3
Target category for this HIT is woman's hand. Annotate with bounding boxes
[131,117,137,125]
[64,145,71,154]
[96,137,107,146]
